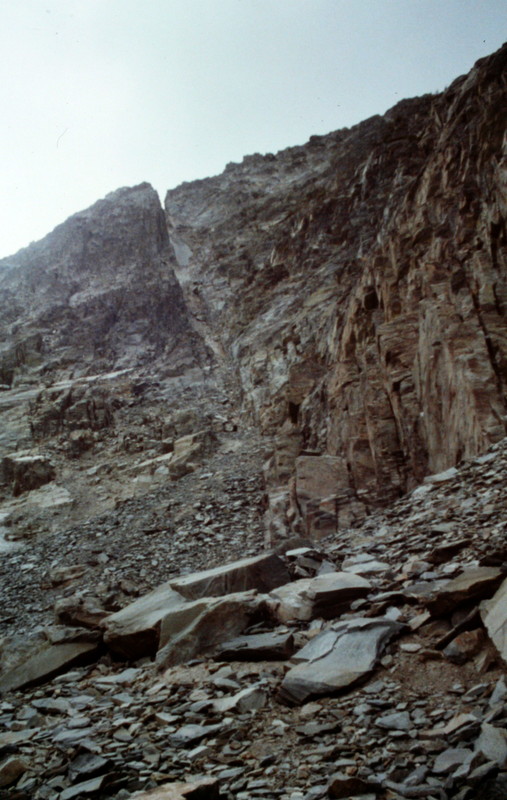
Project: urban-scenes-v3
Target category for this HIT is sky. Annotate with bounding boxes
[0,1,506,258]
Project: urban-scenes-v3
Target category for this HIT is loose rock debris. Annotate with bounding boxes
[3,439,507,798]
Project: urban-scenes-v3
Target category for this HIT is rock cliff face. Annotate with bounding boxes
[2,43,507,800]
[166,44,507,540]
[0,182,202,388]
[0,45,506,541]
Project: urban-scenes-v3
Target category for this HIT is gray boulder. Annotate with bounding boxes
[279,616,403,705]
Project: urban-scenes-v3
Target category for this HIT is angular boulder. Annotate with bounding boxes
[0,641,100,694]
[102,585,189,659]
[156,591,267,668]
[216,630,295,661]
[103,583,267,664]
[474,722,507,768]
[169,552,290,600]
[279,616,403,705]
[269,571,371,622]
[481,576,507,662]
[425,567,505,616]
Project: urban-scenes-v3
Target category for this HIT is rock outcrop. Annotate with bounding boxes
[1,41,507,800]
[167,43,507,540]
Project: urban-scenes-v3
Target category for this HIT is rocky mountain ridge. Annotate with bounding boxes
[0,42,506,800]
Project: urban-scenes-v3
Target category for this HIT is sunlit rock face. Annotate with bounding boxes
[166,43,507,540]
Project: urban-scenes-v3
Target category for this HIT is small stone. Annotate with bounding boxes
[0,756,28,788]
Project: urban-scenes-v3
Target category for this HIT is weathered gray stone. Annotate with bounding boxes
[0,641,100,694]
[102,585,186,658]
[481,576,507,663]
[169,552,290,600]
[375,710,411,731]
[169,722,227,747]
[432,747,474,775]
[425,567,504,615]
[60,776,108,800]
[474,722,507,767]
[212,684,267,713]
[216,630,295,660]
[279,617,403,704]
[269,571,371,622]
[156,591,268,667]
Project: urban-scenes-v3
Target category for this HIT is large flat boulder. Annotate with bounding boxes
[481,576,507,662]
[425,567,505,615]
[169,552,290,600]
[279,617,403,705]
[103,583,267,664]
[156,591,267,667]
[0,641,100,694]
[269,571,371,622]
[102,585,188,659]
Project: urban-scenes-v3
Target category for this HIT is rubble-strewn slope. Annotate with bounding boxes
[4,432,507,800]
[167,44,507,539]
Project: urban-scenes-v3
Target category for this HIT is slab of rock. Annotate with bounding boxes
[60,776,108,800]
[216,630,295,660]
[375,710,411,731]
[474,722,507,767]
[169,723,226,748]
[156,591,267,667]
[0,641,100,694]
[131,777,220,799]
[104,583,267,664]
[67,753,112,783]
[432,747,474,775]
[269,572,371,622]
[425,567,504,615]
[481,576,507,662]
[278,617,403,705]
[212,684,267,713]
[102,585,187,658]
[169,552,290,600]
[427,537,471,565]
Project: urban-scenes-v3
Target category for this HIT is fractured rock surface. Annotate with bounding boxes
[0,41,507,800]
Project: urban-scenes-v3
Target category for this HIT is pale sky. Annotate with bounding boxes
[0,0,506,258]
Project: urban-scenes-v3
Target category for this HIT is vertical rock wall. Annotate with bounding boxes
[166,44,507,541]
